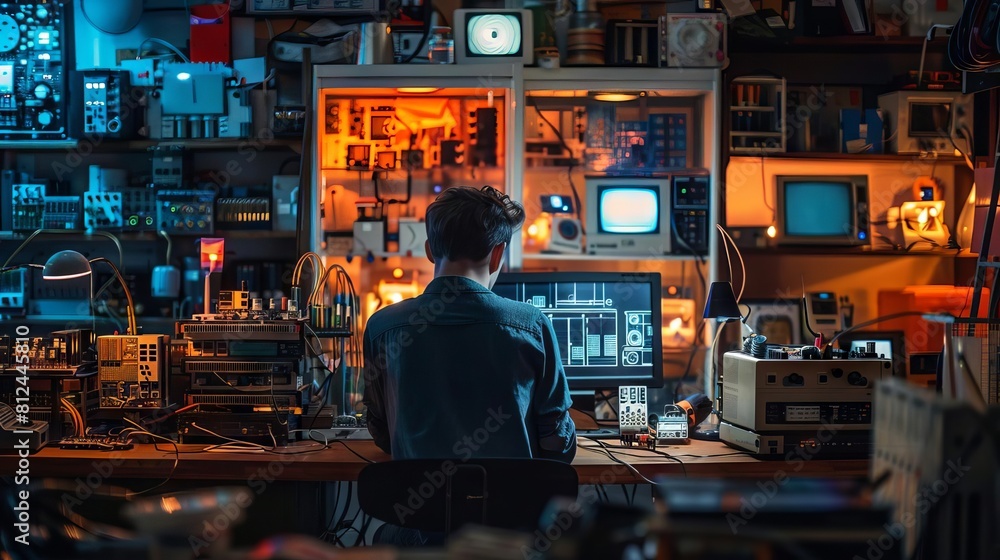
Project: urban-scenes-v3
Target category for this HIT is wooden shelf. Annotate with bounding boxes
[729,106,776,111]
[0,230,296,242]
[730,131,782,137]
[0,138,303,151]
[737,246,974,257]
[745,152,966,162]
[521,252,705,262]
[730,35,945,54]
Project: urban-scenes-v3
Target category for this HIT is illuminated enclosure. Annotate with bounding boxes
[516,68,722,394]
[311,65,520,324]
[518,68,719,264]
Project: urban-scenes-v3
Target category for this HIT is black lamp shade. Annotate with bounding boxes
[42,250,93,280]
[703,281,741,321]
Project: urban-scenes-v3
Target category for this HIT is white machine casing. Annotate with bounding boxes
[721,351,892,433]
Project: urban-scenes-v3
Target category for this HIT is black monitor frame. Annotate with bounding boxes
[493,271,663,390]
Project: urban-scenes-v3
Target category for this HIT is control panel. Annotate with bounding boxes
[0,2,68,140]
[672,174,710,254]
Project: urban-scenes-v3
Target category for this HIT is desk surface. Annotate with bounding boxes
[2,439,868,483]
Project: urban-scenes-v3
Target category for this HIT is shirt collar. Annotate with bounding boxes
[423,275,492,294]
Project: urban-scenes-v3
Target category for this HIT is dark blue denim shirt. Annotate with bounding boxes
[361,275,576,462]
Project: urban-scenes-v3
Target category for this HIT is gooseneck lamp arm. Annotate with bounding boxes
[90,257,137,336]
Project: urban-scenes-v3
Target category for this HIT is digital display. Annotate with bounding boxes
[492,273,662,389]
[783,181,852,237]
[785,406,820,423]
[598,187,659,234]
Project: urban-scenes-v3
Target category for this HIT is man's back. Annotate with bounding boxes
[362,275,576,462]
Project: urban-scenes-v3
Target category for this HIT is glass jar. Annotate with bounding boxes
[427,27,454,64]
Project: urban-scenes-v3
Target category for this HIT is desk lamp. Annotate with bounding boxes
[43,250,137,336]
[696,281,744,440]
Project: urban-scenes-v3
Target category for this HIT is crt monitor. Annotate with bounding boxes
[585,176,672,255]
[491,272,663,390]
[775,175,871,246]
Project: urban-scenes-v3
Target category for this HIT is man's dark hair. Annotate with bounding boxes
[425,186,526,261]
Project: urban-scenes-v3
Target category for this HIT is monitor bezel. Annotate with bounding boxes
[493,271,664,389]
[775,175,869,246]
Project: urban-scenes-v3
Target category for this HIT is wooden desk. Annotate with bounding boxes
[1,439,868,483]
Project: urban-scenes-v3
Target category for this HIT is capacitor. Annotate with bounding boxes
[251,298,262,311]
[269,298,277,310]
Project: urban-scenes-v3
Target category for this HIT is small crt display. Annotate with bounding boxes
[467,14,523,56]
[783,182,852,236]
[599,187,659,234]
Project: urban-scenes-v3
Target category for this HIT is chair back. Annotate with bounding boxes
[358,458,578,533]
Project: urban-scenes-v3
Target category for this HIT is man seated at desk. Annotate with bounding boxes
[362,186,577,463]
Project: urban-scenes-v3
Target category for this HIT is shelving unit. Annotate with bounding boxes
[520,67,722,394]
[729,76,785,155]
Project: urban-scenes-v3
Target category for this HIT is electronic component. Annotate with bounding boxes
[492,272,663,390]
[454,9,533,65]
[178,411,297,445]
[58,436,133,451]
[0,406,47,452]
[157,190,215,234]
[216,197,271,230]
[672,175,710,254]
[272,175,298,231]
[0,2,69,140]
[0,268,26,315]
[83,191,123,230]
[474,107,498,166]
[150,146,185,188]
[878,91,972,155]
[607,19,658,66]
[96,334,168,409]
[545,216,583,254]
[187,360,299,392]
[177,319,305,395]
[76,70,137,138]
[654,405,690,442]
[585,172,709,255]
[11,183,44,231]
[806,292,841,339]
[661,14,726,68]
[397,217,427,258]
[775,174,871,247]
[720,351,892,457]
[618,385,647,432]
[42,195,80,230]
[0,366,98,441]
[121,188,157,231]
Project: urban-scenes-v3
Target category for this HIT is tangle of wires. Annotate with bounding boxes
[949,3,1000,72]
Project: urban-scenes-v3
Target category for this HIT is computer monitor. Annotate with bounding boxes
[492,272,663,390]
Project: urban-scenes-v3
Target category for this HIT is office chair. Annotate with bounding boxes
[358,458,579,535]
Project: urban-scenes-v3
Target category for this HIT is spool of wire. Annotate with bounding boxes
[749,335,767,358]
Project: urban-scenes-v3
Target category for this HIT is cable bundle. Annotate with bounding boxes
[949,1,1000,72]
